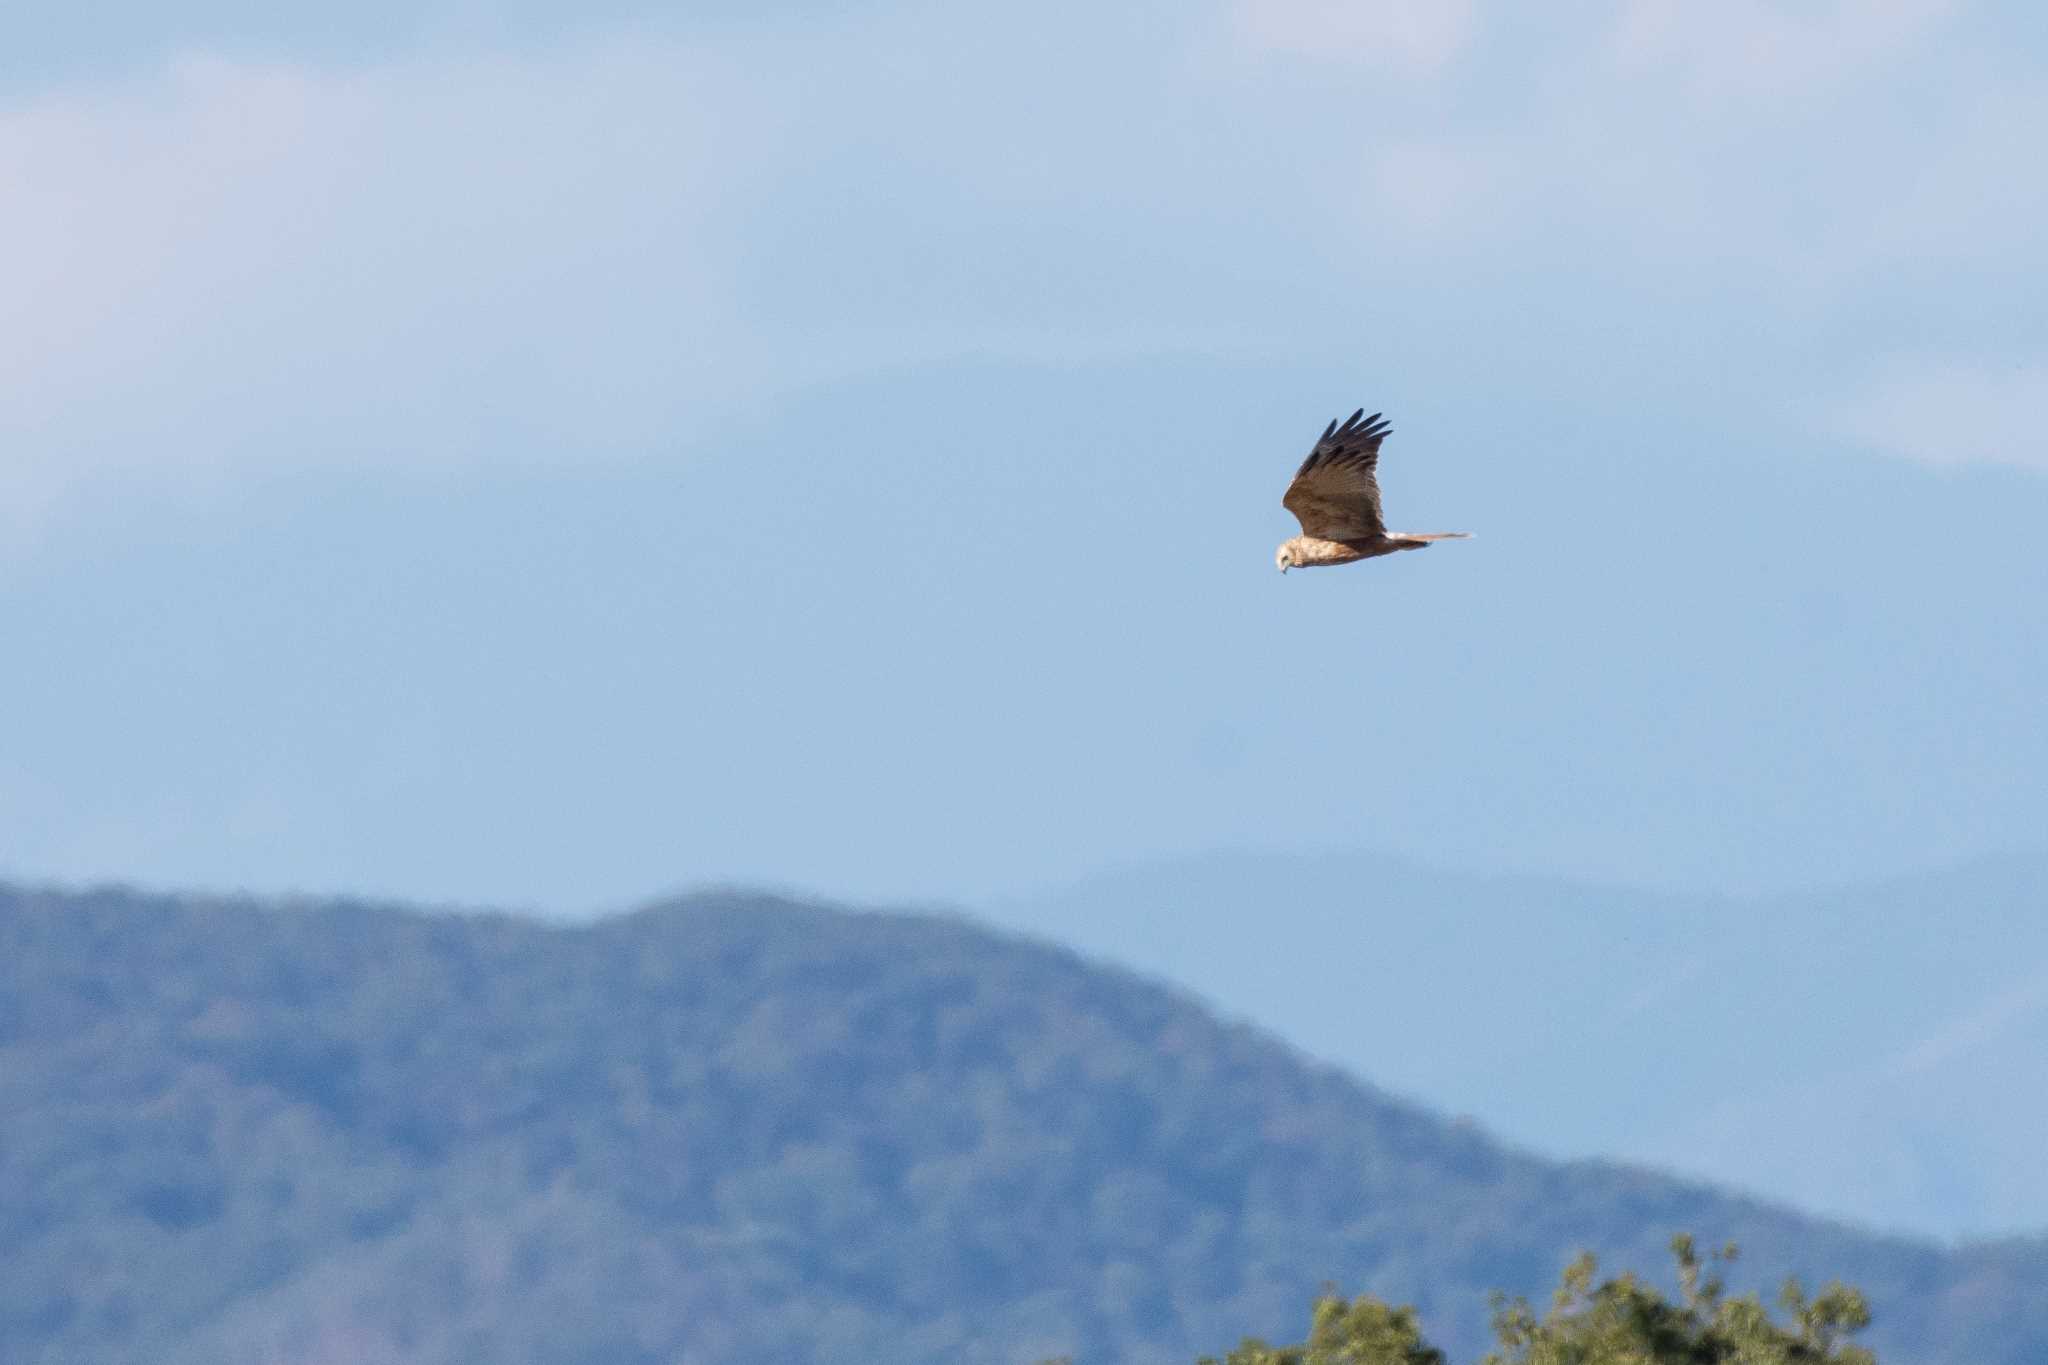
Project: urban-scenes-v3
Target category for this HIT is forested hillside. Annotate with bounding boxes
[3,883,2043,1364]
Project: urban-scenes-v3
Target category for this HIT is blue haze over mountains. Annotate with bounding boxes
[988,849,2048,1238]
[5,0,2048,1245]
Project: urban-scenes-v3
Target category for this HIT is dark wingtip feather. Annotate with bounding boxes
[1298,405,1394,478]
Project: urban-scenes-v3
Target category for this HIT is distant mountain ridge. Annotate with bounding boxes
[2,881,2043,1364]
[986,849,2048,1237]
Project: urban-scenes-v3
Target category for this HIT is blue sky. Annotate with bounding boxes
[3,5,2044,903]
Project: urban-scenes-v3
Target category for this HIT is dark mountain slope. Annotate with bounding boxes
[1,882,2041,1364]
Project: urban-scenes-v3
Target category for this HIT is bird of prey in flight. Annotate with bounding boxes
[1275,408,1469,573]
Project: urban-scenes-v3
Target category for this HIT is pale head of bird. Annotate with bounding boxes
[1275,541,1299,574]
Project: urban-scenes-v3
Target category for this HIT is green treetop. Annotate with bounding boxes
[1199,1236,1876,1365]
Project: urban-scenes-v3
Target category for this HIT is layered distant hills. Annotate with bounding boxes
[3,882,2043,1364]
[987,850,2048,1236]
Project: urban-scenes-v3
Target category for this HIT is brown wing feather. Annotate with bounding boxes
[1282,408,1390,540]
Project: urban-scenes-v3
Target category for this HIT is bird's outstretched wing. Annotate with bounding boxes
[1282,408,1389,540]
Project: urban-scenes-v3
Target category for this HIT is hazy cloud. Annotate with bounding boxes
[3,0,2045,527]
[1227,0,1476,74]
[1607,0,1962,104]
[1833,359,2048,471]
[0,40,787,514]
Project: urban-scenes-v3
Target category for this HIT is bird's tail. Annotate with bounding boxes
[1392,531,1472,547]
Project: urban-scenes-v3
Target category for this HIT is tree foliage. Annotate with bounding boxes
[1205,1237,1876,1365]
[1483,1236,1874,1365]
[1201,1294,1444,1365]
